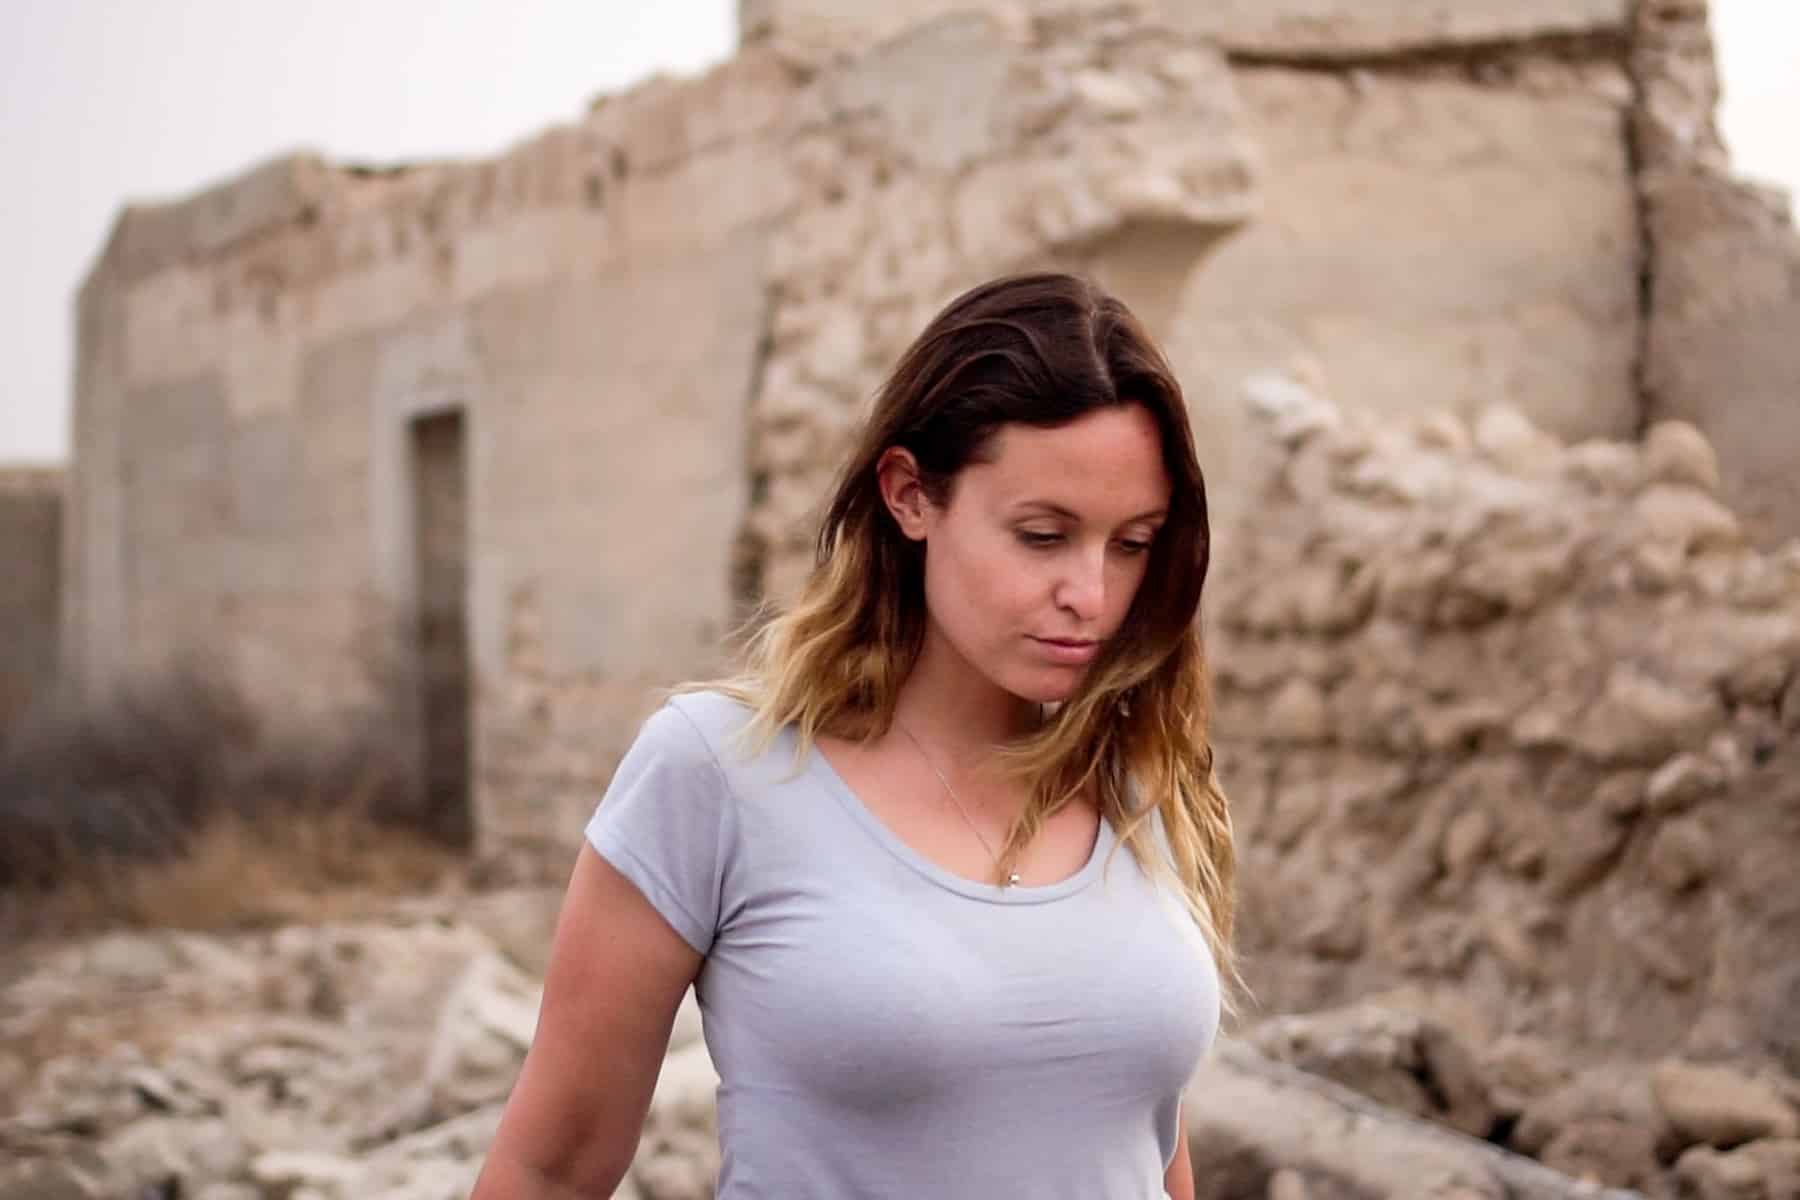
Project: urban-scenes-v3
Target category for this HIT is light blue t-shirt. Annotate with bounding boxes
[586,690,1220,1199]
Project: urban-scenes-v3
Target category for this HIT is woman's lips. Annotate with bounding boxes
[1031,636,1099,665]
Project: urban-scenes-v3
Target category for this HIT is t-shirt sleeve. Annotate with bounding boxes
[584,700,735,956]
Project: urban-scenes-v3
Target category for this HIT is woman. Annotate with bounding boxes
[472,273,1236,1199]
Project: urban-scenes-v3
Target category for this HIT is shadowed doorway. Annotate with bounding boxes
[409,409,471,847]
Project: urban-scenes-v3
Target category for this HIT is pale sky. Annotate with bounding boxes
[1,1,1794,464]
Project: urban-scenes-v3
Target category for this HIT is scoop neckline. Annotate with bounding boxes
[802,734,1115,906]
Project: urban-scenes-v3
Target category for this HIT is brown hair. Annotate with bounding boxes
[703,272,1239,1001]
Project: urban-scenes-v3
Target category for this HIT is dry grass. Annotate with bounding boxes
[0,655,470,941]
[0,811,469,1105]
[0,807,463,943]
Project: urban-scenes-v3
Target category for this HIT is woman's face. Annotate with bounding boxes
[900,404,1172,704]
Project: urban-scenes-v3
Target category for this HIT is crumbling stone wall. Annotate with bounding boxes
[1214,379,1800,1067]
[742,1,1658,598]
[744,9,1259,603]
[1632,0,1800,547]
[742,0,1633,63]
[0,467,61,727]
[741,0,1800,551]
[64,0,1800,863]
[65,58,795,854]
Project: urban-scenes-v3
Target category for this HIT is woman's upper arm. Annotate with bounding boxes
[473,843,703,1198]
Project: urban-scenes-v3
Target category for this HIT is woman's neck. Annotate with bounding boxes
[891,628,1040,766]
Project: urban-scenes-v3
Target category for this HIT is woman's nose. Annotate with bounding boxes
[1055,548,1107,620]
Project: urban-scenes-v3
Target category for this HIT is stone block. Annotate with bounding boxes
[1675,1139,1800,1200]
[1651,1060,1800,1149]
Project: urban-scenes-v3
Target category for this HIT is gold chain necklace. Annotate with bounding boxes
[895,719,1021,888]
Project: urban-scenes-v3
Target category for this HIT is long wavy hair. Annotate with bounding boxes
[700,272,1238,1000]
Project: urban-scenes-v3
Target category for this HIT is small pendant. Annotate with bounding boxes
[1006,872,1021,887]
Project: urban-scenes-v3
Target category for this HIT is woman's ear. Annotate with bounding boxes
[876,446,931,542]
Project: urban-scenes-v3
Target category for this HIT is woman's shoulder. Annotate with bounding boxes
[640,688,765,768]
[662,686,755,734]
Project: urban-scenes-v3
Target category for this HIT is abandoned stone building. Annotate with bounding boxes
[61,0,1800,867]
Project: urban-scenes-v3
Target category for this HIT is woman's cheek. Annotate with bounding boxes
[1107,558,1149,625]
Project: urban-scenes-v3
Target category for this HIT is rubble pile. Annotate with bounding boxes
[4,890,1797,1198]
[1237,1003,1800,1199]
[1215,379,1800,1086]
[9,390,1799,1200]
[0,892,710,1200]
[5,398,1798,1197]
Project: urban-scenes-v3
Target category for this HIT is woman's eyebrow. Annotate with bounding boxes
[1013,500,1168,523]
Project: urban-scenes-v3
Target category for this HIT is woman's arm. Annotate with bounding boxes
[1164,1102,1195,1200]
[471,844,704,1199]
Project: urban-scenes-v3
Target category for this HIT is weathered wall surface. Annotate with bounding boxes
[65,8,1266,857]
[0,468,61,728]
[742,0,1632,61]
[1632,0,1800,549]
[737,1,1658,599]
[743,0,1800,550]
[1214,382,1800,1067]
[1167,58,1641,534]
[743,10,1260,604]
[737,0,1652,562]
[64,0,1800,860]
[65,52,801,855]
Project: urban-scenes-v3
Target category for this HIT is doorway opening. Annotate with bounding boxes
[409,409,470,847]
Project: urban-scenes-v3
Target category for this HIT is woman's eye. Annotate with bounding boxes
[1016,530,1063,548]
[1116,540,1153,556]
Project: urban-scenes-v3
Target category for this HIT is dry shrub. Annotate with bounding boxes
[0,654,462,936]
[3,809,459,940]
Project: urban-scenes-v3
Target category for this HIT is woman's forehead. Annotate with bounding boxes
[964,411,1171,513]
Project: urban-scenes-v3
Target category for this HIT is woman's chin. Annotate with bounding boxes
[1004,666,1087,706]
